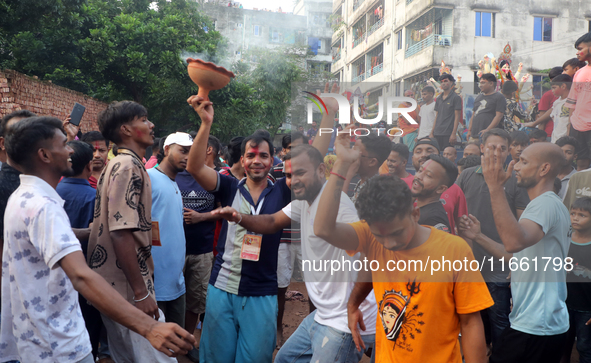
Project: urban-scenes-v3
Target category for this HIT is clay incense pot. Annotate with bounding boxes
[187,58,235,101]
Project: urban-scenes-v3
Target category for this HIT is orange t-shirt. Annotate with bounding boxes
[349,223,493,363]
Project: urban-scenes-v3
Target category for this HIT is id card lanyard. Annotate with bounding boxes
[240,197,265,261]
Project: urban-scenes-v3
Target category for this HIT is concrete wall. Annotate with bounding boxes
[0,70,105,133]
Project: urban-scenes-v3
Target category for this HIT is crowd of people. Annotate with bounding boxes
[0,32,589,363]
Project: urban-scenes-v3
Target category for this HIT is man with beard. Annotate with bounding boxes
[412,154,456,232]
[186,96,291,363]
[471,142,570,363]
[412,137,468,235]
[313,131,492,363]
[456,128,530,350]
[211,144,378,363]
[1,117,195,363]
[147,132,194,329]
[80,131,110,189]
[384,143,413,188]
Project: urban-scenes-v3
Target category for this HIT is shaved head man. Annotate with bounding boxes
[463,143,481,158]
[475,140,571,363]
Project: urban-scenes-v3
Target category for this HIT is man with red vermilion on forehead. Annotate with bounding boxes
[186,95,291,363]
[80,131,110,189]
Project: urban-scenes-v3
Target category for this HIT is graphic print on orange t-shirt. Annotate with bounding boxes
[379,280,424,348]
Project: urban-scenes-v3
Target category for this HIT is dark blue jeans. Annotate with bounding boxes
[484,282,511,347]
[567,308,591,363]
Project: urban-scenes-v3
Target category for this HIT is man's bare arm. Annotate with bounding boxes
[459,312,488,363]
[212,207,291,234]
[72,228,90,241]
[60,251,196,357]
[110,230,159,318]
[347,267,373,352]
[186,96,218,191]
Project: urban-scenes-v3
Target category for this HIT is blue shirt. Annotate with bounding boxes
[56,177,96,255]
[147,168,186,301]
[512,191,570,335]
[210,173,291,296]
[176,170,217,255]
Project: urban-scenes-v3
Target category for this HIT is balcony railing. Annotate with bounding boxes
[352,73,366,84]
[352,34,366,48]
[367,63,383,78]
[353,0,365,11]
[405,34,452,58]
[367,18,384,36]
[332,52,341,63]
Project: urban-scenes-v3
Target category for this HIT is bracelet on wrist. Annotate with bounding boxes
[228,213,243,225]
[133,292,151,303]
[330,171,347,181]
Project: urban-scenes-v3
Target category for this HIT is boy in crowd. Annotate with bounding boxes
[417,86,436,139]
[467,73,506,140]
[1,117,194,363]
[481,141,570,363]
[555,136,579,200]
[501,81,528,132]
[561,197,591,363]
[314,131,493,362]
[430,74,463,149]
[529,128,548,144]
[385,143,413,188]
[80,131,110,188]
[509,131,529,164]
[349,134,391,203]
[147,132,194,329]
[524,67,564,138]
[443,146,457,163]
[86,101,180,362]
[562,57,587,77]
[566,32,591,170]
[549,74,573,143]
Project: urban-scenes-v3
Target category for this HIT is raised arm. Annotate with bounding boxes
[312,83,340,156]
[482,146,544,253]
[212,207,291,235]
[60,251,195,357]
[314,128,360,251]
[186,96,219,191]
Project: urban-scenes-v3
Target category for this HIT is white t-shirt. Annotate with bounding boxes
[282,184,377,335]
[417,101,436,139]
[550,97,570,143]
[0,175,91,362]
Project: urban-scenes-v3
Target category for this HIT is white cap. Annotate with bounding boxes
[164,132,193,147]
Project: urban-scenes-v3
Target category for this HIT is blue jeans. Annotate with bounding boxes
[275,311,375,363]
[569,309,591,363]
[485,282,511,347]
[199,285,278,363]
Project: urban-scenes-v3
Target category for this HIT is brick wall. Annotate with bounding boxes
[0,69,108,133]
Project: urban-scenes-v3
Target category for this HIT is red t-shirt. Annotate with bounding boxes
[538,90,558,137]
[440,184,468,235]
[402,173,414,189]
[88,175,98,189]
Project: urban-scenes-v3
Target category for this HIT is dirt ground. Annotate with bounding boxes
[177,281,370,363]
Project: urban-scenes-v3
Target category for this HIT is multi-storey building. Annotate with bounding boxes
[332,0,591,100]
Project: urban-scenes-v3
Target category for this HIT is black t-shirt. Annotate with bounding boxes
[471,92,507,136]
[566,239,591,311]
[0,163,21,239]
[176,170,218,255]
[433,91,463,136]
[418,201,450,233]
